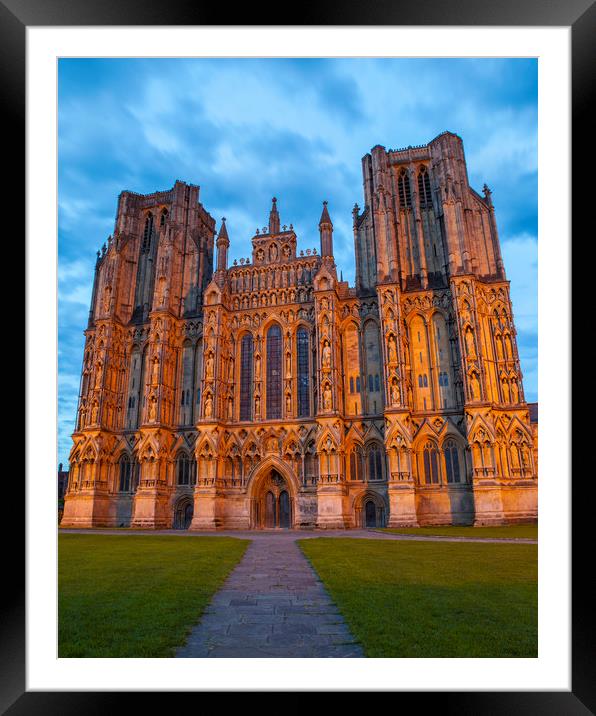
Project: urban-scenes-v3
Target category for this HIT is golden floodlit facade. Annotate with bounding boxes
[62,131,538,530]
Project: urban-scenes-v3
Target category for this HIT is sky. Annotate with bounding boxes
[58,57,538,467]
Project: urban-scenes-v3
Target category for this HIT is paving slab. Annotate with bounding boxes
[176,535,363,658]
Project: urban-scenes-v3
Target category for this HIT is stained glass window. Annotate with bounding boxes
[368,443,384,480]
[418,165,433,207]
[119,455,131,492]
[266,324,282,419]
[423,442,440,484]
[444,440,460,483]
[398,168,412,208]
[239,333,253,421]
[296,328,310,417]
[141,213,154,253]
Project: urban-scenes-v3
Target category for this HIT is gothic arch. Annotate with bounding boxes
[353,489,387,528]
[245,455,300,500]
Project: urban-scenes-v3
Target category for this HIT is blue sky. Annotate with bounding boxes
[58,57,538,467]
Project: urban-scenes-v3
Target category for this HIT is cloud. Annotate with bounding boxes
[57,57,538,464]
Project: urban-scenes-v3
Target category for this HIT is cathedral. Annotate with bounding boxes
[61,131,538,530]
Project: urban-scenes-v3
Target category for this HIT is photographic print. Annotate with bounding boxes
[57,57,538,660]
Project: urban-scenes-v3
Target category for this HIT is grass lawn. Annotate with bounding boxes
[299,538,537,658]
[59,534,249,657]
[378,524,538,540]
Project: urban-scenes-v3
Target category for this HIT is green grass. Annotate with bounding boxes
[378,524,538,539]
[59,534,249,657]
[299,538,537,658]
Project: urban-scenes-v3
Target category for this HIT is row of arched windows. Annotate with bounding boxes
[118,455,139,493]
[421,440,462,485]
[176,453,197,486]
[117,452,196,492]
[349,443,385,482]
[238,325,311,421]
[398,166,433,210]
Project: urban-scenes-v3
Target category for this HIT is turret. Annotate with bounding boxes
[268,197,280,234]
[216,217,229,272]
[319,201,334,257]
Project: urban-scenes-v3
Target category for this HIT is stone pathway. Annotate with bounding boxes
[175,535,363,658]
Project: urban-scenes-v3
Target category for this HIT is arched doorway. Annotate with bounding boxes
[252,469,293,529]
[357,492,386,529]
[173,496,193,530]
[365,500,377,528]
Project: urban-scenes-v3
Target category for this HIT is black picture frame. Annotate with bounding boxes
[11,0,589,711]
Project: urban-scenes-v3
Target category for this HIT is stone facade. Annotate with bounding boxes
[61,131,538,530]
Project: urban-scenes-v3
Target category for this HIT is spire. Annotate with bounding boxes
[319,200,333,228]
[268,197,280,234]
[216,217,229,272]
[217,216,229,243]
[319,201,334,257]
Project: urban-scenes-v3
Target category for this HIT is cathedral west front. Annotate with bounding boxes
[61,131,538,530]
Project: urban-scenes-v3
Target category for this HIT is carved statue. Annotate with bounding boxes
[94,362,103,388]
[502,379,510,403]
[148,395,157,422]
[254,394,261,416]
[151,357,159,383]
[322,340,331,370]
[255,354,261,380]
[465,328,476,358]
[286,392,291,414]
[228,396,233,419]
[505,334,513,359]
[391,379,400,405]
[286,352,291,377]
[102,286,111,313]
[228,356,234,383]
[204,394,213,418]
[388,335,398,363]
[205,353,214,379]
[91,401,99,424]
[470,373,480,401]
[323,384,332,411]
[511,379,519,404]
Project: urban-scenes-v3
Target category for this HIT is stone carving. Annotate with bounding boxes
[470,373,480,401]
[205,353,214,379]
[511,379,519,404]
[465,328,476,358]
[322,340,331,371]
[323,383,332,411]
[63,138,537,530]
[94,361,103,388]
[391,378,400,405]
[148,394,157,421]
[387,335,398,363]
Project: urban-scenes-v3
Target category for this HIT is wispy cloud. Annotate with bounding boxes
[57,57,538,464]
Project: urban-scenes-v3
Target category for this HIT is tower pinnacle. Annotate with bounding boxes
[319,200,334,257]
[216,217,229,271]
[268,197,280,234]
